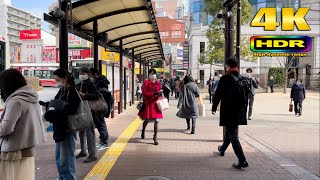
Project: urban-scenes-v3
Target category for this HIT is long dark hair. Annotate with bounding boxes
[53,68,75,87]
[0,69,27,101]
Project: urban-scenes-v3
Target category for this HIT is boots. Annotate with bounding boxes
[191,127,195,134]
[141,130,145,139]
[186,119,190,130]
[153,135,158,145]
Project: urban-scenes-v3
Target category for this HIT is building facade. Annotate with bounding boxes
[0,0,42,71]
[244,0,320,89]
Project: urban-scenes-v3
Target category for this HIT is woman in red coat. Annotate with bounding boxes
[138,68,163,145]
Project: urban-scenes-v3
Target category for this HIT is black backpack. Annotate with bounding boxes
[230,74,250,107]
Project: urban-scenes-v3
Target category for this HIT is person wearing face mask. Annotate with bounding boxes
[290,79,306,116]
[138,68,163,145]
[245,68,258,120]
[42,68,80,180]
[75,66,100,163]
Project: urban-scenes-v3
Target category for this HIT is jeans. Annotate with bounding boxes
[220,125,246,163]
[248,94,255,117]
[55,132,77,180]
[294,101,303,114]
[79,125,96,158]
[94,112,109,145]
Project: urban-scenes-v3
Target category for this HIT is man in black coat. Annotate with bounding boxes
[212,57,249,169]
[90,68,111,150]
[290,79,306,116]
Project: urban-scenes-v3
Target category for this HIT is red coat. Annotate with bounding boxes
[138,79,163,120]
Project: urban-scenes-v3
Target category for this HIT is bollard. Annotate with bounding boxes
[111,110,114,118]
[118,102,121,114]
[130,101,132,106]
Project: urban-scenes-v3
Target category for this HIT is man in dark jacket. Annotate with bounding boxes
[245,68,259,120]
[290,79,306,116]
[76,66,99,163]
[212,57,249,169]
[90,68,110,150]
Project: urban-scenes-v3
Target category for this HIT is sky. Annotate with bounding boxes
[11,0,57,31]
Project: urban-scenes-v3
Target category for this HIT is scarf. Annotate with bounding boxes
[226,67,240,74]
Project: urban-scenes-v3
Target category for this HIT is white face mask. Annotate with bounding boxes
[296,82,301,85]
[57,81,63,87]
[79,74,89,81]
[149,74,156,80]
[90,77,95,82]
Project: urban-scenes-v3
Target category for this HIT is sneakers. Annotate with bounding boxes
[96,141,109,150]
[97,143,110,151]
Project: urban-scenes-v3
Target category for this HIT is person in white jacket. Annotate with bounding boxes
[0,69,46,180]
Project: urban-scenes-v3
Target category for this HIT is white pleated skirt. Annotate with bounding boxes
[0,157,35,180]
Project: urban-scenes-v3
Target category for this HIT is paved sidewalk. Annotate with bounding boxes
[106,96,314,180]
[35,91,320,179]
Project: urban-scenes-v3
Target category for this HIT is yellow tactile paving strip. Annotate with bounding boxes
[84,117,142,180]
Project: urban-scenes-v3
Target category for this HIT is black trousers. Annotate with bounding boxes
[294,101,303,114]
[164,92,170,103]
[270,86,274,93]
[93,112,109,145]
[220,125,246,163]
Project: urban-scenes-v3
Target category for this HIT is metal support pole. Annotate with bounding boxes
[58,0,68,70]
[111,63,115,118]
[139,58,142,80]
[131,49,135,105]
[119,39,123,113]
[223,7,234,73]
[93,19,99,69]
[124,67,127,110]
[236,1,241,68]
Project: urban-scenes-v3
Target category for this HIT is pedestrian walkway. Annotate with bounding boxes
[35,92,320,180]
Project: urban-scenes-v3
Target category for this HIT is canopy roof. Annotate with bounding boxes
[44,0,164,62]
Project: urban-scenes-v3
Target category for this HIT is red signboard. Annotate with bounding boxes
[20,29,41,40]
[42,46,56,62]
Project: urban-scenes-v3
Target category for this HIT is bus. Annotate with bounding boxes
[11,63,59,87]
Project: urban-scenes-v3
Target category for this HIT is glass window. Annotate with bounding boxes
[172,31,182,38]
[200,12,208,25]
[200,42,205,53]
[193,12,200,24]
[192,1,201,13]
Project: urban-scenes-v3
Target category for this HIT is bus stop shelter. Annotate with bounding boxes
[44,0,165,113]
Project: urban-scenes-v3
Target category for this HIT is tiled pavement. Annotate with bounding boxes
[35,92,320,180]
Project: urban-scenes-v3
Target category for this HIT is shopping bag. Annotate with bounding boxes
[68,92,94,131]
[198,96,206,117]
[289,103,293,112]
[156,97,169,111]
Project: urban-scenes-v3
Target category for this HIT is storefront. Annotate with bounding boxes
[0,35,6,72]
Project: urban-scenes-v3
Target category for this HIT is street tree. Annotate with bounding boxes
[277,57,300,93]
[202,0,257,64]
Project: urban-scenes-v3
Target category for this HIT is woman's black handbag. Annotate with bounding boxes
[136,101,145,112]
[44,99,69,124]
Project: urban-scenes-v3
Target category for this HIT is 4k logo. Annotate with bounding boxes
[251,8,311,31]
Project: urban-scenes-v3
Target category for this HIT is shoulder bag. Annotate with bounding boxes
[80,82,108,113]
[67,87,94,131]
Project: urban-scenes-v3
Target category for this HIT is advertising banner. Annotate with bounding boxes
[68,33,82,47]
[177,48,183,60]
[20,40,42,63]
[42,46,56,63]
[20,29,41,40]
[101,49,120,62]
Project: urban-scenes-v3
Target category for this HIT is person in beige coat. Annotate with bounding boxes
[0,69,46,180]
